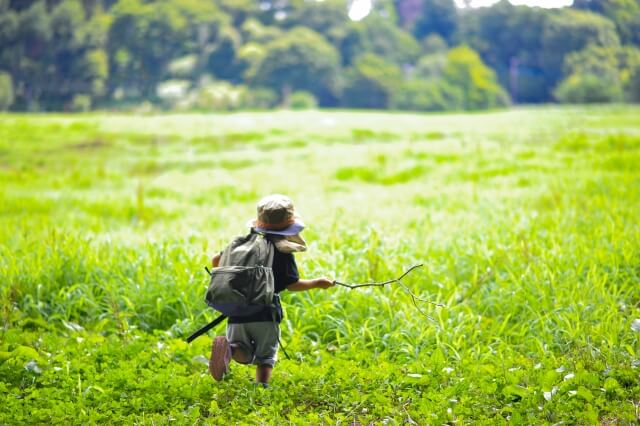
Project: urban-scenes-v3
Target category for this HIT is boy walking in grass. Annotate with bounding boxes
[209,194,334,387]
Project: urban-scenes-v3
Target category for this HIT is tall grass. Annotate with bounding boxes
[1,107,639,423]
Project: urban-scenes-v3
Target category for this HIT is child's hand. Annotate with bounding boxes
[314,278,334,289]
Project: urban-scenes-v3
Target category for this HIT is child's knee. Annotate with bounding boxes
[254,356,277,367]
[230,342,253,364]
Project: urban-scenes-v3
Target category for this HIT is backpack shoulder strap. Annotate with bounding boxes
[219,231,275,268]
[263,234,275,267]
[248,229,275,267]
[219,234,251,266]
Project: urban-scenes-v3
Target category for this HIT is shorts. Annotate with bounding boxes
[226,321,280,367]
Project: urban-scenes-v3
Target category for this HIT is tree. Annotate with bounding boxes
[342,53,402,109]
[395,0,425,29]
[107,0,226,100]
[571,0,606,12]
[45,0,109,108]
[620,47,640,102]
[422,33,448,55]
[556,44,640,103]
[415,53,447,79]
[207,25,243,81]
[394,78,462,111]
[218,0,259,27]
[241,18,283,44]
[572,0,640,45]
[442,45,510,110]
[542,9,620,88]
[0,6,19,103]
[460,2,548,102]
[339,15,420,66]
[563,44,621,80]
[554,44,623,103]
[412,0,458,43]
[370,0,400,22]
[13,0,636,111]
[461,3,621,103]
[0,0,111,110]
[11,0,52,109]
[284,0,349,43]
[554,74,623,103]
[601,0,640,45]
[251,27,341,106]
[629,67,640,102]
[0,72,14,110]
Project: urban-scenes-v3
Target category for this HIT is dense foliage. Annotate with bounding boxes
[1,0,640,111]
[1,108,639,422]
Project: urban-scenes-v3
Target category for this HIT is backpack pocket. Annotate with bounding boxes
[205,265,275,317]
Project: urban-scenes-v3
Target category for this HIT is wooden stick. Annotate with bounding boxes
[333,264,424,289]
[333,264,444,322]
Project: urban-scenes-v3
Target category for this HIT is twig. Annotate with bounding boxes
[333,264,424,289]
[333,264,444,321]
[396,280,445,307]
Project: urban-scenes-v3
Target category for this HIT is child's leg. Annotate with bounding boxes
[209,336,231,381]
[246,322,279,385]
[230,343,252,364]
[256,364,273,384]
[226,324,255,364]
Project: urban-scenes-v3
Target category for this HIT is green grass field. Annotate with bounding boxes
[1,107,639,424]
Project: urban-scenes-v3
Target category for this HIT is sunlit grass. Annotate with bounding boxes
[1,106,639,423]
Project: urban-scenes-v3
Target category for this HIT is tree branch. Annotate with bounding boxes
[333,264,424,289]
[333,264,445,319]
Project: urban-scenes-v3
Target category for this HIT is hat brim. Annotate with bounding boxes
[247,218,305,236]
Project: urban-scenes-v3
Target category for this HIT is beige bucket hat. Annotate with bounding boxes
[247,194,307,253]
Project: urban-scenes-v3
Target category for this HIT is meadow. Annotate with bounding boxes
[0,107,639,424]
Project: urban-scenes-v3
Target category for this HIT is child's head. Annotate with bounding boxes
[248,194,307,253]
[249,194,305,236]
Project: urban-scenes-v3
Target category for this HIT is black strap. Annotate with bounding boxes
[270,300,290,360]
[277,332,291,360]
[186,314,227,343]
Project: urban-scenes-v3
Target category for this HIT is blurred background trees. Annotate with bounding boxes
[0,0,638,111]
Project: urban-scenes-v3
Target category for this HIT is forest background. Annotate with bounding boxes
[1,0,640,113]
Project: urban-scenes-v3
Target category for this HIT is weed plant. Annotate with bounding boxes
[1,107,639,424]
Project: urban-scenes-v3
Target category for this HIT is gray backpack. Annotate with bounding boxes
[205,231,275,317]
[187,230,289,359]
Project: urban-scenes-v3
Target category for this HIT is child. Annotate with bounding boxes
[209,194,334,387]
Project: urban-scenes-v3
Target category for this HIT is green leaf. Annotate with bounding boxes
[502,385,528,401]
[480,381,498,393]
[576,386,594,402]
[603,377,620,393]
[12,346,42,362]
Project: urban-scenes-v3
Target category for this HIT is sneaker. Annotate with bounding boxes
[209,336,231,381]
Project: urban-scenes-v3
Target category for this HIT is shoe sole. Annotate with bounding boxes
[209,336,230,381]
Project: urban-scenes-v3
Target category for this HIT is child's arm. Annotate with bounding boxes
[286,278,334,292]
[212,253,221,267]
